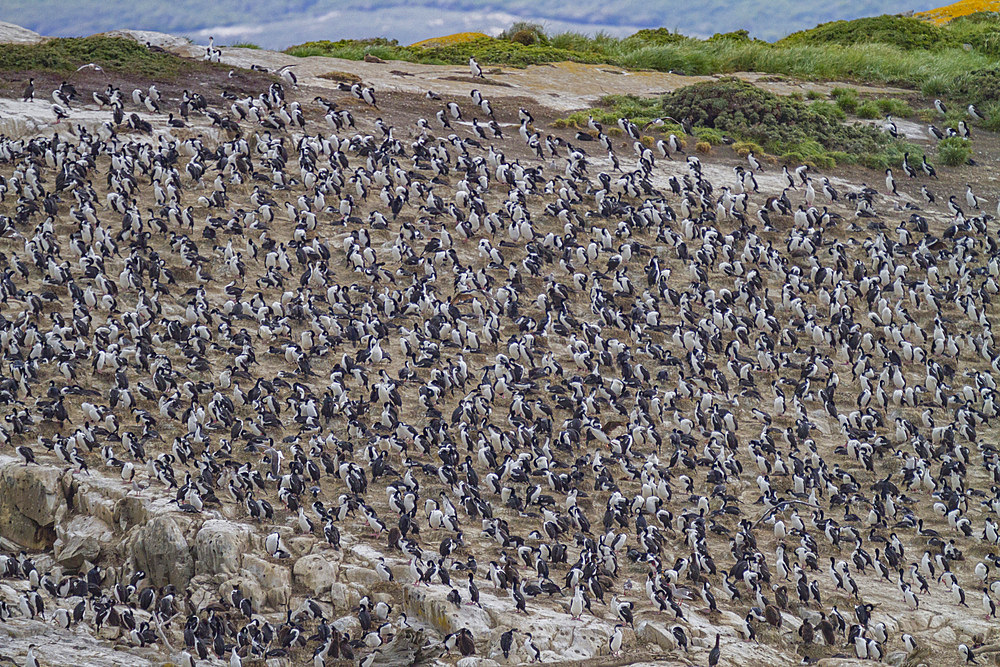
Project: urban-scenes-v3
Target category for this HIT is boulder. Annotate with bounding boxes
[457,658,498,667]
[131,516,193,588]
[0,459,65,549]
[112,496,148,533]
[293,554,337,596]
[372,628,442,665]
[0,21,44,45]
[340,564,381,587]
[637,620,677,651]
[53,515,112,568]
[241,554,291,609]
[194,520,253,576]
[330,582,360,610]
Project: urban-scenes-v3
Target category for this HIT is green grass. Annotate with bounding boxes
[937,136,972,166]
[227,42,261,49]
[0,36,189,77]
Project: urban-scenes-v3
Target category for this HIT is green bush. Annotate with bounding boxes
[938,136,972,166]
[947,12,1000,57]
[623,28,688,46]
[500,22,548,46]
[708,29,755,43]
[284,15,1000,103]
[951,67,1000,105]
[658,77,900,166]
[286,36,603,68]
[920,74,952,97]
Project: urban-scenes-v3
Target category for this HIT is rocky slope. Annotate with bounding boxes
[0,21,998,667]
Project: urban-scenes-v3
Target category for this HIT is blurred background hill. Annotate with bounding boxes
[2,0,938,48]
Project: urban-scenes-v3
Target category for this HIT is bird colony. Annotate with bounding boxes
[0,40,999,667]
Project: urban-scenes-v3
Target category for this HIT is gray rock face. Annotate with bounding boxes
[0,458,66,549]
[53,515,112,568]
[131,516,193,588]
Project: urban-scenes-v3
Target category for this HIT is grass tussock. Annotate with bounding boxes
[938,135,974,165]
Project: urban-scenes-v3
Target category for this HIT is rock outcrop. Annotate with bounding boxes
[0,458,65,549]
[129,516,194,588]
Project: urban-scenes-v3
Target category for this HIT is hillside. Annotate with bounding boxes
[2,1,939,47]
[0,14,999,667]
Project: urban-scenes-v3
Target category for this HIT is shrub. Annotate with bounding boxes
[877,97,912,116]
[920,74,952,97]
[501,22,548,46]
[708,30,755,43]
[938,136,972,166]
[658,77,902,167]
[624,28,687,46]
[952,67,1000,105]
[732,140,763,157]
[695,127,726,145]
[695,141,711,153]
[947,12,1000,56]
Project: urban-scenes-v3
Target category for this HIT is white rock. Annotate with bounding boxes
[0,21,44,44]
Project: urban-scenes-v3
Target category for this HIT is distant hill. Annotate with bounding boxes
[1,1,940,48]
